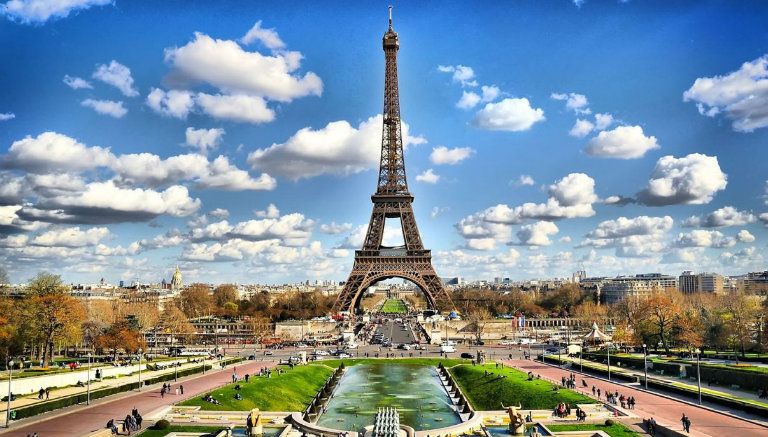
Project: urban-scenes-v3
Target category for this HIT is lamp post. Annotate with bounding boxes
[643,344,648,390]
[607,342,611,381]
[137,348,143,391]
[5,359,13,428]
[580,340,584,373]
[695,348,702,405]
[87,353,92,405]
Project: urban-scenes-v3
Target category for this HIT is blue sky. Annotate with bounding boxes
[1,0,768,285]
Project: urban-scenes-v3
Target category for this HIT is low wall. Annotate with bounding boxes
[289,412,359,437]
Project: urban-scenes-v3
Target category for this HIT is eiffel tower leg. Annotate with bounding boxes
[421,271,456,313]
[333,271,367,313]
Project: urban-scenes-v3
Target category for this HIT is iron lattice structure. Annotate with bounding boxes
[332,10,455,314]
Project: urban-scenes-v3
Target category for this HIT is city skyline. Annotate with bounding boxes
[2,1,768,284]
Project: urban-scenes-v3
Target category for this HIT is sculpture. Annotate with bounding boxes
[246,408,263,436]
[501,403,525,435]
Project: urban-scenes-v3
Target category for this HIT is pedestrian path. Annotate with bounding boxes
[504,358,767,437]
[0,359,209,422]
[0,359,276,437]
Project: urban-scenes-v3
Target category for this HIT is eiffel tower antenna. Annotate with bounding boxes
[332,8,455,314]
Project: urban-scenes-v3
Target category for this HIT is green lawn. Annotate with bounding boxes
[139,425,223,437]
[449,363,596,410]
[179,363,334,411]
[380,299,408,313]
[547,423,641,437]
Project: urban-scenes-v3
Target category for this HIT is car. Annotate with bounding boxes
[346,343,359,349]
[499,340,515,346]
[248,355,256,360]
[460,352,473,359]
[398,344,411,350]
[264,351,274,356]
[337,353,352,358]
[440,343,456,353]
[314,350,329,356]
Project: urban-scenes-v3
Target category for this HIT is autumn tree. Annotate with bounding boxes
[23,273,86,366]
[466,307,492,344]
[177,283,214,318]
[213,284,239,308]
[723,291,761,357]
[94,320,144,360]
[161,303,196,346]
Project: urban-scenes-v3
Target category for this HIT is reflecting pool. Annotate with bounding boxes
[316,363,461,431]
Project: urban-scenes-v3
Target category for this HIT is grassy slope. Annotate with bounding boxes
[139,426,223,437]
[449,363,595,410]
[547,423,641,437]
[380,299,408,313]
[179,364,334,411]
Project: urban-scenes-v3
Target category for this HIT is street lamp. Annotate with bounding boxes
[87,353,92,405]
[643,344,648,390]
[694,348,702,405]
[580,340,584,373]
[137,348,143,391]
[606,342,611,381]
[5,359,13,428]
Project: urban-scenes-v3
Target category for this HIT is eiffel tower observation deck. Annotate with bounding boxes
[332,7,454,314]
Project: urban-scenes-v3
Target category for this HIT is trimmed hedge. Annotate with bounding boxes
[10,357,243,421]
[582,353,684,376]
[646,379,768,417]
[695,366,768,392]
[538,355,639,383]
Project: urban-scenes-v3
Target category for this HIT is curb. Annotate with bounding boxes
[528,358,768,430]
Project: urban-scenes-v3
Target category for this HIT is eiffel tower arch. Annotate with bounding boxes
[332,8,455,314]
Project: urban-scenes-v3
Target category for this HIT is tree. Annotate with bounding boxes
[466,307,492,344]
[24,273,86,366]
[213,284,238,308]
[161,303,196,346]
[723,291,761,357]
[177,283,213,318]
[94,320,144,360]
[635,291,684,353]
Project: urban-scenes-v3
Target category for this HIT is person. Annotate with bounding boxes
[106,418,118,434]
[180,384,184,395]
[683,415,691,433]
[38,388,44,400]
[161,386,165,398]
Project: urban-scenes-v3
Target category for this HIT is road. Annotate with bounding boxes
[0,360,277,437]
[373,319,416,346]
[504,358,767,437]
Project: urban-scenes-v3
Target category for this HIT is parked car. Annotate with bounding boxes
[460,352,473,359]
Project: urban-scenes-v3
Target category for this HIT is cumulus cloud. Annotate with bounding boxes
[195,93,275,124]
[682,206,756,228]
[430,206,449,219]
[240,20,285,50]
[31,226,109,247]
[683,55,768,132]
[569,119,595,138]
[1,0,111,24]
[516,221,559,246]
[415,169,440,184]
[579,215,673,258]
[473,98,545,132]
[674,230,737,248]
[320,222,353,235]
[80,98,127,118]
[4,131,114,172]
[255,204,280,219]
[165,32,322,102]
[512,175,535,187]
[585,125,659,159]
[209,208,229,219]
[737,229,755,243]
[456,86,500,109]
[146,88,195,119]
[551,92,590,114]
[437,65,477,87]
[195,156,276,191]
[0,112,15,121]
[247,114,424,180]
[594,113,614,130]
[92,60,138,97]
[430,146,473,165]
[185,127,225,155]
[63,75,92,89]
[636,153,727,206]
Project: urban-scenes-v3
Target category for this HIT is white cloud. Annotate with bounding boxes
[456,91,481,109]
[415,169,440,184]
[165,32,322,103]
[240,20,285,50]
[594,113,614,130]
[196,155,276,191]
[637,153,727,206]
[4,131,114,172]
[551,92,590,114]
[720,246,764,268]
[683,55,768,132]
[585,215,674,239]
[209,208,229,219]
[682,206,756,228]
[429,146,473,165]
[737,229,755,243]
[0,205,22,226]
[473,98,545,132]
[92,60,138,97]
[759,212,768,226]
[255,204,280,219]
[481,85,500,102]
[80,98,127,118]
[512,175,535,187]
[437,65,477,87]
[320,222,353,234]
[146,88,195,119]
[559,236,572,243]
[1,0,111,24]
[430,206,449,219]
[31,226,109,247]
[338,224,403,249]
[674,230,737,248]
[516,221,559,246]
[585,125,660,159]
[195,93,275,124]
[185,127,225,155]
[63,75,92,89]
[0,112,15,121]
[569,119,594,138]
[247,114,424,180]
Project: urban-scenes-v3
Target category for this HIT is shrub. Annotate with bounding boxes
[154,419,170,430]
[605,419,615,426]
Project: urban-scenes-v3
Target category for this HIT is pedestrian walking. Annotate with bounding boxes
[180,384,184,395]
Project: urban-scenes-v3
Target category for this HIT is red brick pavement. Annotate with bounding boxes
[504,359,768,437]
[0,360,277,437]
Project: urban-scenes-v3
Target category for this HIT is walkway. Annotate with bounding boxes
[503,358,767,437]
[0,359,277,437]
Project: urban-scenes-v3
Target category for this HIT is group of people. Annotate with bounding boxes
[104,407,142,435]
[561,373,578,389]
[758,387,768,399]
[36,387,50,400]
[552,402,571,418]
[202,393,221,405]
[589,384,637,410]
[159,383,183,398]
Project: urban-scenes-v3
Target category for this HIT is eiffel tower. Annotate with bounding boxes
[332,8,454,314]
